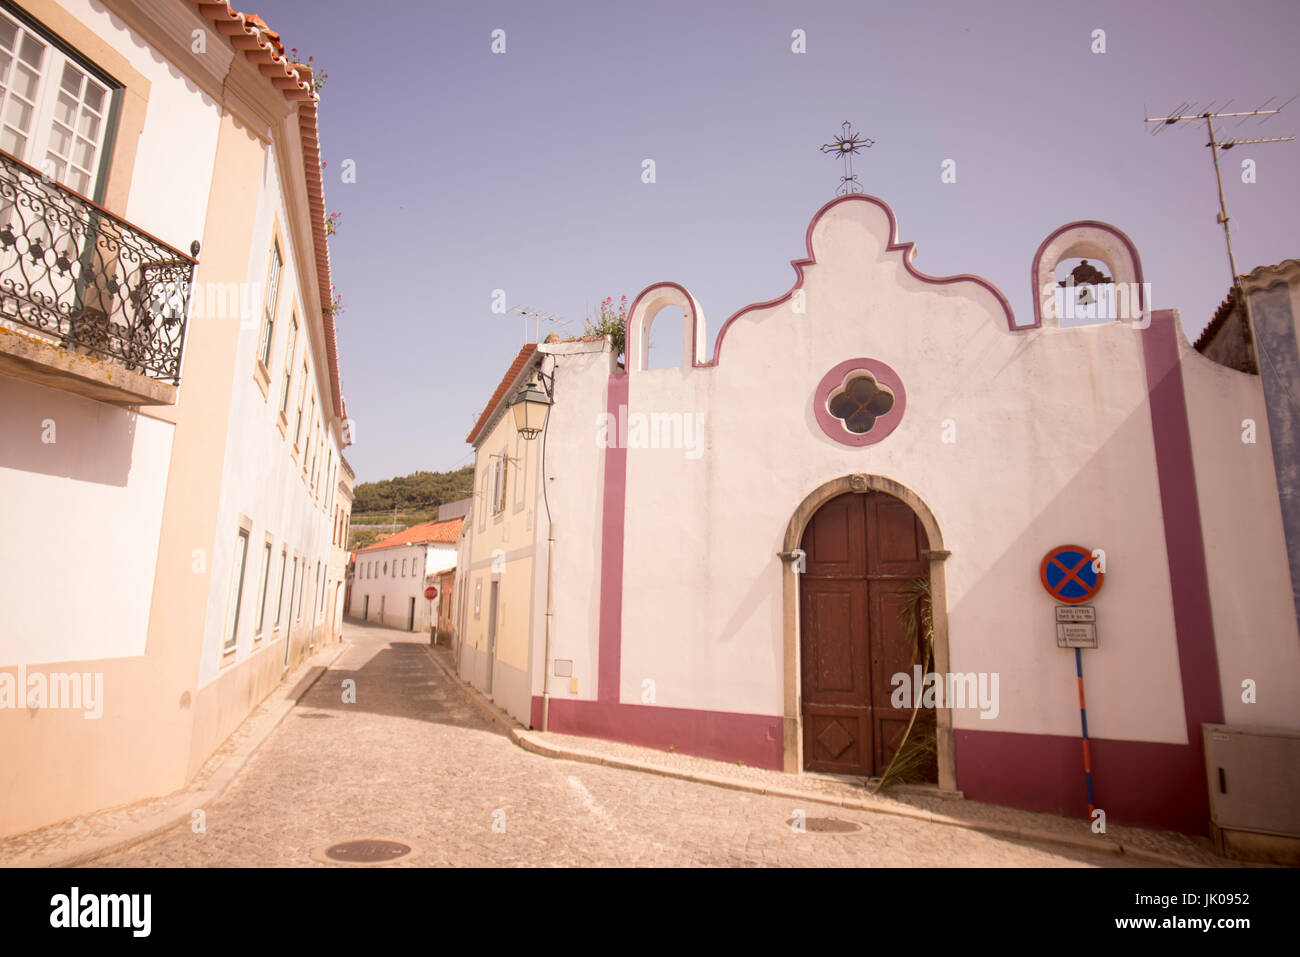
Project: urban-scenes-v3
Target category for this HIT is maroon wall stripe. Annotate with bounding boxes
[532,696,784,769]
[954,730,1207,834]
[1141,308,1224,738]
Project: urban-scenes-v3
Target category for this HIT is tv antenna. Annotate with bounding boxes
[511,305,569,343]
[1144,97,1295,294]
[821,121,874,195]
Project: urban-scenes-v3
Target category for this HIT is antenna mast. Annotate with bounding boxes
[1145,97,1295,294]
[511,305,569,343]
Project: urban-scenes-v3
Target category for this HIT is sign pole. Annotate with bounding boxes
[1074,646,1096,817]
[1041,545,1103,821]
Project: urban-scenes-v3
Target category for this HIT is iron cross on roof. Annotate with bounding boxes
[821,121,875,195]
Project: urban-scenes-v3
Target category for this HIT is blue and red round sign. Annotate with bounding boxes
[1040,545,1103,604]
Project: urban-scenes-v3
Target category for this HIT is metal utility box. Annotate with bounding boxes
[1202,723,1300,864]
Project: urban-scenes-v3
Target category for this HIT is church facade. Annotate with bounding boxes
[459,193,1299,835]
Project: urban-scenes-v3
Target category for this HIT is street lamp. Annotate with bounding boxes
[510,366,556,733]
[511,377,552,439]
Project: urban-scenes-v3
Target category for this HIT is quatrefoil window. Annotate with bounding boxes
[827,372,895,434]
[813,358,906,447]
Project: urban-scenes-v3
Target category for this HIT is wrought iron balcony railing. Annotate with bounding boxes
[0,149,198,384]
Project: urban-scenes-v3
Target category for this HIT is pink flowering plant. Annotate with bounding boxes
[288,48,327,93]
[583,294,627,358]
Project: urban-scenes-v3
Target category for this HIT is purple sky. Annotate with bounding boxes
[256,0,1300,484]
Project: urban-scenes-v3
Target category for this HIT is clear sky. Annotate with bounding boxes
[255,0,1300,484]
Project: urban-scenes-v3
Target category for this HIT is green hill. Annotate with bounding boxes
[351,465,474,527]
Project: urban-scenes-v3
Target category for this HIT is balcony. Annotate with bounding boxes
[0,149,197,405]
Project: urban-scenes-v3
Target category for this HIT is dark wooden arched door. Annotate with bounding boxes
[799,490,931,776]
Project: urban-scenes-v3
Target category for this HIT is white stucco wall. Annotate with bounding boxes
[0,0,221,669]
[608,198,1185,743]
[1182,327,1300,730]
[0,376,172,666]
[527,343,614,706]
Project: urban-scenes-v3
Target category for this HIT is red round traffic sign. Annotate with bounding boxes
[1039,545,1103,604]
[424,586,438,600]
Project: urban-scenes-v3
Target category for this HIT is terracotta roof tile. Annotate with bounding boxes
[466,344,539,445]
[358,516,464,552]
[188,3,344,425]
[1194,286,1242,353]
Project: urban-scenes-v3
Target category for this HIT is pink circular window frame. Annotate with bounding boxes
[814,358,907,447]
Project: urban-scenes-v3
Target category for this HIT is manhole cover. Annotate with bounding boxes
[791,817,864,833]
[324,840,412,863]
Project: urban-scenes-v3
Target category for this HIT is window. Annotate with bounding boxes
[287,557,300,625]
[402,558,407,577]
[279,315,297,414]
[491,454,507,515]
[254,539,272,634]
[827,372,894,434]
[474,578,481,619]
[814,359,906,447]
[0,10,115,199]
[296,557,306,619]
[293,363,307,446]
[274,547,287,626]
[306,397,316,474]
[224,528,250,650]
[258,242,282,367]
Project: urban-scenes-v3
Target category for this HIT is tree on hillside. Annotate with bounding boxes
[352,465,475,514]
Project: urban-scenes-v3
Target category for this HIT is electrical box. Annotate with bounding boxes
[1202,723,1300,864]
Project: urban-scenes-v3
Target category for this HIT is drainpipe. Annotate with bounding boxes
[542,520,555,732]
[539,353,557,732]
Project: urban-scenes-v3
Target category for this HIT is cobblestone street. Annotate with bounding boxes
[91,621,1142,868]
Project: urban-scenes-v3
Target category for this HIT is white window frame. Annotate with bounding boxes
[224,526,250,651]
[257,241,281,368]
[274,546,288,627]
[254,537,272,635]
[0,8,116,200]
[491,453,507,516]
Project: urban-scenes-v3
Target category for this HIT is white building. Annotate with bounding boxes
[0,0,353,838]
[454,193,1300,840]
[349,516,462,631]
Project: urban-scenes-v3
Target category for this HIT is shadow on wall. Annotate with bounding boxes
[0,376,136,486]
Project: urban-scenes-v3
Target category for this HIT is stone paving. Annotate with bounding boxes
[81,620,1157,868]
[0,645,340,867]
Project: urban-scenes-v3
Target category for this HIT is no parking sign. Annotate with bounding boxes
[1039,544,1103,604]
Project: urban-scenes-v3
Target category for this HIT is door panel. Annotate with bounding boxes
[804,493,866,578]
[800,490,931,777]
